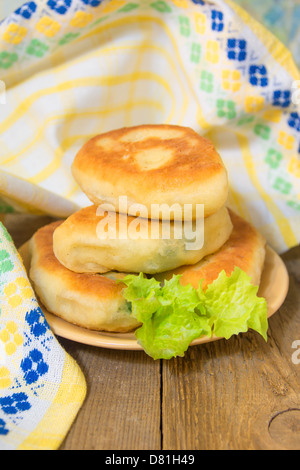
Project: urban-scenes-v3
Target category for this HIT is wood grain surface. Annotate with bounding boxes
[3,213,300,450]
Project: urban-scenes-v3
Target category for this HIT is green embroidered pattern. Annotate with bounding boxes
[0,52,18,69]
[216,99,236,119]
[26,39,49,58]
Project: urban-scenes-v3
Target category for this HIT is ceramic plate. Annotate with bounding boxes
[19,244,289,351]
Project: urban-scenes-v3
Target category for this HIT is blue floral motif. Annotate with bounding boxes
[227,38,247,61]
[211,10,224,32]
[272,90,291,108]
[25,307,50,338]
[0,393,31,415]
[21,349,49,385]
[191,0,205,4]
[15,2,37,19]
[0,418,9,436]
[47,0,72,15]
[288,112,300,132]
[249,65,268,87]
[80,0,103,6]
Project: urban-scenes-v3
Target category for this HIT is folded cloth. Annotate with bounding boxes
[0,222,86,450]
[234,0,300,69]
[3,0,300,68]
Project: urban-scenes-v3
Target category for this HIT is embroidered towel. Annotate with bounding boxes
[0,222,86,450]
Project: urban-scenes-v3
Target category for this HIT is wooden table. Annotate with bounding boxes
[3,213,300,451]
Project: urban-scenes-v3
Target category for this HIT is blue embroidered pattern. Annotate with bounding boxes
[272,90,291,108]
[249,65,268,87]
[25,307,50,338]
[211,10,224,32]
[15,2,37,19]
[80,0,103,6]
[0,419,9,436]
[0,393,31,416]
[227,38,247,61]
[21,349,49,385]
[288,112,300,132]
[47,0,73,15]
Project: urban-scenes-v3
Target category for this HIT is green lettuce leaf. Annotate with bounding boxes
[120,273,161,323]
[197,268,268,342]
[119,267,268,360]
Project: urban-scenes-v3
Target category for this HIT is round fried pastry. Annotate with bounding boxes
[156,210,267,289]
[72,125,229,220]
[28,221,140,333]
[53,204,233,274]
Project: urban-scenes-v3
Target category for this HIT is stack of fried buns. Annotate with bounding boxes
[24,125,266,333]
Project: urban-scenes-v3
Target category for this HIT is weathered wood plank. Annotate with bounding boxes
[59,341,161,450]
[162,247,300,450]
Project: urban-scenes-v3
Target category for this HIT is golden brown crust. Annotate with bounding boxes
[27,211,266,333]
[32,221,122,298]
[72,125,228,219]
[52,204,233,274]
[73,125,224,186]
[157,210,266,289]
[28,221,140,332]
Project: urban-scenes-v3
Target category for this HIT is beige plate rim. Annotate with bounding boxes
[20,244,289,351]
